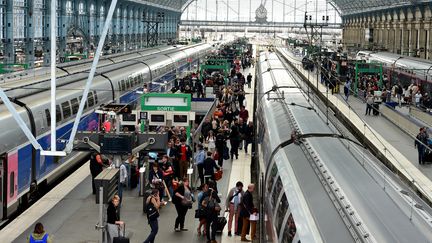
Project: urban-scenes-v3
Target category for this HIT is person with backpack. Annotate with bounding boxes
[144,189,161,243]
[196,183,209,236]
[27,222,52,243]
[226,181,244,237]
[202,187,221,243]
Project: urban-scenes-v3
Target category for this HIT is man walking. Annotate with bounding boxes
[415,127,429,165]
[240,184,256,242]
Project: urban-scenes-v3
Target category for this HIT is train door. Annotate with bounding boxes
[0,154,5,219]
[6,151,18,208]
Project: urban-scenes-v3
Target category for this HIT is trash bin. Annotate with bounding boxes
[373,103,380,115]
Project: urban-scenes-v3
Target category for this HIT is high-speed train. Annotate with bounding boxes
[0,43,213,221]
[256,50,432,242]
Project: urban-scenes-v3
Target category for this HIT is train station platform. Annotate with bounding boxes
[278,47,432,204]
[0,65,256,243]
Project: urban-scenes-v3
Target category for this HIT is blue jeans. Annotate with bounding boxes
[418,146,426,164]
[118,182,125,203]
[144,219,158,243]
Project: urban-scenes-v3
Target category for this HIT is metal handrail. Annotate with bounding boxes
[189,98,218,188]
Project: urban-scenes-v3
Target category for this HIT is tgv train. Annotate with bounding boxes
[0,43,213,221]
[256,50,432,242]
[356,51,432,91]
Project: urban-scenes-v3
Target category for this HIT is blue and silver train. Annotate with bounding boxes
[0,43,213,221]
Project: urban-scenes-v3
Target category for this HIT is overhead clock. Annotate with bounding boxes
[255,4,268,23]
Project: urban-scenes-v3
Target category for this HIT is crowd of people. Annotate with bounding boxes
[84,51,257,243]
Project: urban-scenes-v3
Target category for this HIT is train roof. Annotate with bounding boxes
[258,50,432,242]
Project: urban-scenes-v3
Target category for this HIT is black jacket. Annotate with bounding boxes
[203,157,219,176]
[107,201,120,224]
[240,190,254,217]
[173,184,192,205]
[89,154,103,176]
[216,133,226,150]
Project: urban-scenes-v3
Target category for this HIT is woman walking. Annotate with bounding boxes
[144,189,161,243]
[173,177,194,232]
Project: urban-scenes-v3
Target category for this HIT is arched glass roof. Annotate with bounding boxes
[140,0,423,16]
[181,0,341,23]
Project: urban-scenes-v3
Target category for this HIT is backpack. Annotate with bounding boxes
[146,196,159,221]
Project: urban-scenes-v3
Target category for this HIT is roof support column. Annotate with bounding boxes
[5,0,15,64]
[58,0,67,62]
[25,0,35,69]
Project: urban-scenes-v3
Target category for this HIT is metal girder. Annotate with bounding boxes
[65,0,119,153]
[179,20,343,29]
[330,0,430,16]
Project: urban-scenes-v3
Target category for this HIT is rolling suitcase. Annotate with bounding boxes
[113,224,129,243]
[215,216,227,233]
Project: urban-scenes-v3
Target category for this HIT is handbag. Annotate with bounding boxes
[181,198,193,209]
[213,151,220,160]
[195,208,205,218]
[181,197,193,208]
[214,170,223,181]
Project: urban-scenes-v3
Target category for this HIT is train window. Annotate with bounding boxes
[93,91,98,104]
[267,164,278,194]
[282,214,297,243]
[88,92,94,107]
[45,109,51,126]
[126,79,131,89]
[9,171,14,197]
[70,98,79,114]
[134,76,138,85]
[121,80,126,91]
[61,101,72,119]
[276,193,289,237]
[56,105,62,121]
[272,176,282,208]
[79,96,88,109]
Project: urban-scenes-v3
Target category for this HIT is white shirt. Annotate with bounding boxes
[415,93,422,103]
[230,189,242,205]
[120,163,128,184]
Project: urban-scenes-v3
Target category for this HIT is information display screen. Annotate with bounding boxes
[122,113,136,122]
[150,114,165,123]
[100,134,133,155]
[173,115,188,123]
[140,111,148,120]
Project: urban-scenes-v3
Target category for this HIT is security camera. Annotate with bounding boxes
[83,137,90,143]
